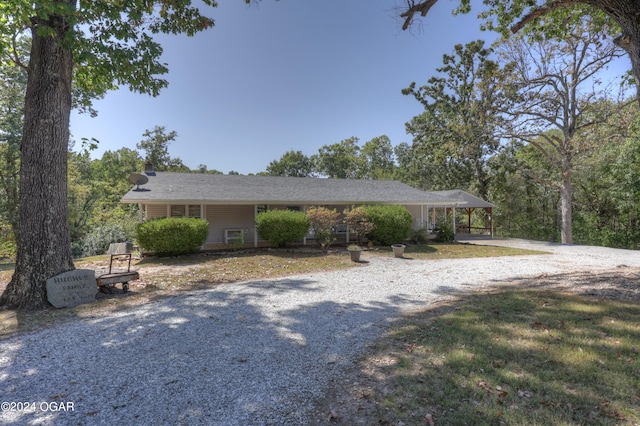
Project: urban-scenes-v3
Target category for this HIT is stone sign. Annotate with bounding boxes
[46,269,97,308]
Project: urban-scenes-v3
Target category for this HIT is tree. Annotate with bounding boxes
[572,101,640,247]
[0,43,27,240]
[67,147,143,258]
[264,150,314,177]
[497,22,624,243]
[490,142,562,241]
[399,1,640,104]
[314,137,362,179]
[0,1,216,308]
[136,126,189,172]
[360,135,396,180]
[196,164,223,174]
[403,40,503,199]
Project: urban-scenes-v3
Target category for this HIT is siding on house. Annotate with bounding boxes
[146,204,168,219]
[205,205,256,244]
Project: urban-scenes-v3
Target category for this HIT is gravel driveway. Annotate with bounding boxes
[1,238,639,425]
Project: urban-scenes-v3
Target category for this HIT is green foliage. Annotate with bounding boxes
[136,126,188,171]
[364,205,412,246]
[265,150,314,177]
[306,206,339,250]
[1,1,217,108]
[343,206,374,244]
[435,221,455,243]
[137,217,208,256]
[403,40,502,198]
[361,135,396,180]
[0,237,16,259]
[313,137,363,179]
[264,135,400,180]
[255,209,310,248]
[72,221,135,258]
[0,40,27,240]
[410,228,429,244]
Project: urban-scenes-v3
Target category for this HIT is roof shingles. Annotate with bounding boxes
[121,173,462,205]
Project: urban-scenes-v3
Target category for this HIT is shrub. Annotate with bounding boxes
[137,217,208,256]
[343,206,374,245]
[306,206,339,250]
[410,228,429,244]
[0,239,16,260]
[435,221,455,242]
[364,205,412,246]
[255,209,310,248]
[73,221,134,258]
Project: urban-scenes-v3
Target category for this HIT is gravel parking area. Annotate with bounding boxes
[1,238,639,425]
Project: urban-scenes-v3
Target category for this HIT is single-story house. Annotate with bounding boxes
[121,169,494,249]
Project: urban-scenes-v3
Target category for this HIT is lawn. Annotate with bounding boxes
[317,269,640,425]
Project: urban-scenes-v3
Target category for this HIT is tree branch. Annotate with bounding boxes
[510,0,584,34]
[401,0,439,31]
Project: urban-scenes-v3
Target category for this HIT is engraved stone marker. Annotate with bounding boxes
[46,269,97,308]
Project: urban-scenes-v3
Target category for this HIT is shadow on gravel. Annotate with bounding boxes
[0,275,419,425]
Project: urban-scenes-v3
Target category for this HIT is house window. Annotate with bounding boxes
[225,229,244,244]
[256,205,268,214]
[170,205,185,217]
[171,205,201,218]
[188,205,201,218]
[286,206,301,211]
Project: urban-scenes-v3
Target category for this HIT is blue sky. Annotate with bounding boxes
[69,0,631,175]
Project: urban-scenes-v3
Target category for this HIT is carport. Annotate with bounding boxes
[427,190,495,238]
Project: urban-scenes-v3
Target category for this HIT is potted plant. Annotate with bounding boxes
[347,244,362,262]
[391,243,406,258]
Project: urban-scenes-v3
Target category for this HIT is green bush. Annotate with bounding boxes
[0,239,16,260]
[73,221,135,258]
[435,221,455,242]
[410,228,429,244]
[364,205,412,246]
[256,209,310,248]
[137,217,208,256]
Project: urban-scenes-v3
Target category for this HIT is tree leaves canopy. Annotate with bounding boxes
[0,1,217,99]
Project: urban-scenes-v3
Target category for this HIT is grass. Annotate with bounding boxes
[369,242,544,259]
[334,286,640,425]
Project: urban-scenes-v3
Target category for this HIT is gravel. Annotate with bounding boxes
[1,238,639,425]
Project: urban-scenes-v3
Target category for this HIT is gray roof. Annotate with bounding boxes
[430,190,495,208]
[121,172,467,206]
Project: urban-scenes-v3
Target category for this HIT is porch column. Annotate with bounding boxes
[489,208,494,238]
[254,205,258,248]
[452,205,456,236]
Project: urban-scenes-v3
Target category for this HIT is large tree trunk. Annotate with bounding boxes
[607,1,640,103]
[0,5,75,309]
